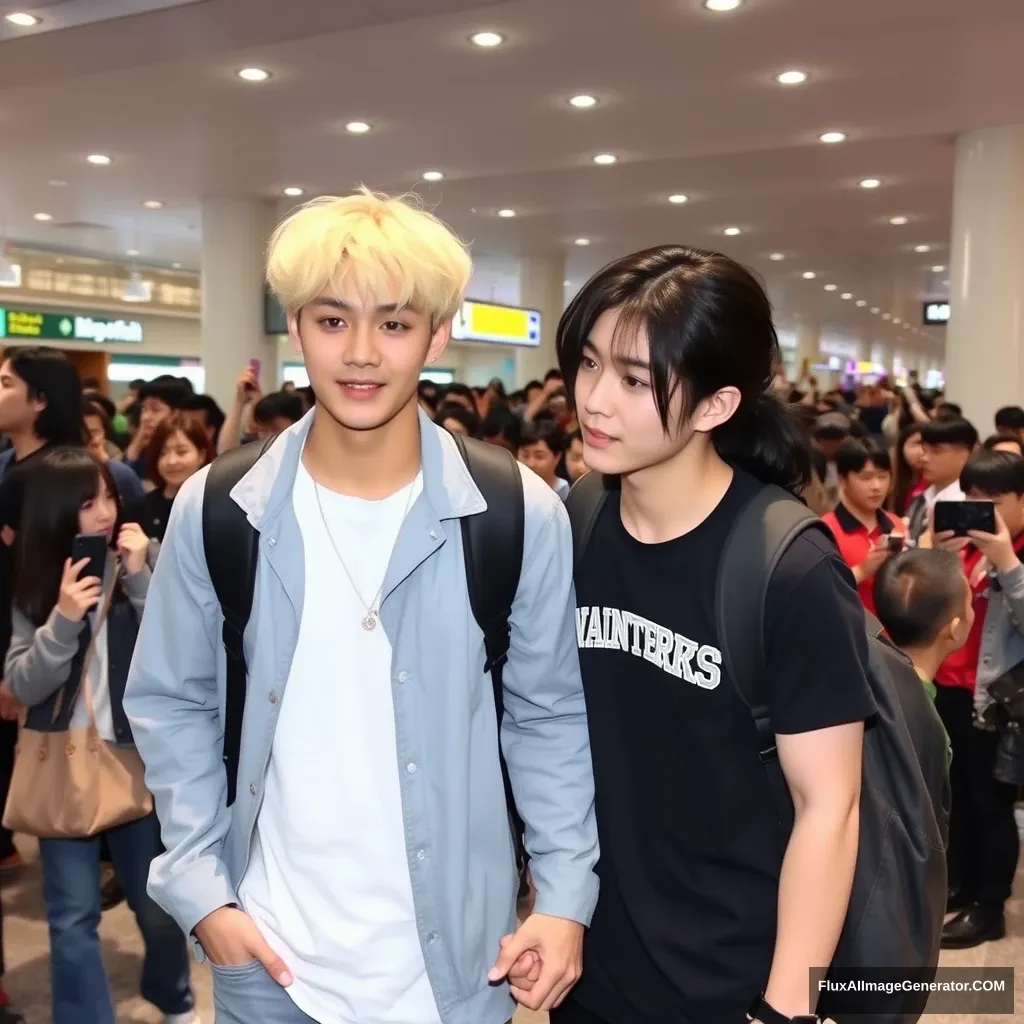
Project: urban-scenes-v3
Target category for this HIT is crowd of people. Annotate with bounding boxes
[0,188,1017,1024]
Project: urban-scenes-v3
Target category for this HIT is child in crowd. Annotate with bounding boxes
[873,547,968,768]
[518,418,571,499]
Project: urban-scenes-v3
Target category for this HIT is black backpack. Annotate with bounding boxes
[201,433,526,863]
[566,472,950,1024]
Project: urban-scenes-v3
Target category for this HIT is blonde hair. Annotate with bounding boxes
[266,188,472,323]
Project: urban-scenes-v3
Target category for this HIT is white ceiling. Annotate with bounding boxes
[2,0,1023,353]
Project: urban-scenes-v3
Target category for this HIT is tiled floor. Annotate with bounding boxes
[1,836,1020,1023]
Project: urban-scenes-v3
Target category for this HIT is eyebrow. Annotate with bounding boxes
[582,337,650,371]
[311,297,403,314]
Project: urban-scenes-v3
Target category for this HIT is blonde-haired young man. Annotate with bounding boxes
[124,191,599,1024]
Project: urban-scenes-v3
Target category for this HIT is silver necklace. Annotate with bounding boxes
[313,476,417,631]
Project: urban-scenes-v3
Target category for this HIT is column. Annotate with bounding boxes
[201,198,281,408]
[945,125,1024,430]
[516,253,566,387]
[794,314,821,382]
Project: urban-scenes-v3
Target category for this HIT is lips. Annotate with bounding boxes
[338,381,384,400]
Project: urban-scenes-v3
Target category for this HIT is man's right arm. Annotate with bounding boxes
[122,465,237,939]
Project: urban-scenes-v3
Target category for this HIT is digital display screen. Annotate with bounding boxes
[452,300,541,347]
[0,306,143,343]
[923,301,950,325]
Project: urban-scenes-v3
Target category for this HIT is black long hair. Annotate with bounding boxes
[556,244,811,493]
[13,448,122,626]
[4,346,85,446]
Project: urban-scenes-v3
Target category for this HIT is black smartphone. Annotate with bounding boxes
[71,532,108,587]
[934,500,996,538]
[887,534,905,554]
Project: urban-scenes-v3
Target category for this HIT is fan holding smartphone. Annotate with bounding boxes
[2,448,196,1019]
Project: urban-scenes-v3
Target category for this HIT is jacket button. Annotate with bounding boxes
[406,762,418,774]
[249,782,257,795]
[268,537,277,547]
[269,691,278,704]
[429,530,438,541]
[397,671,410,684]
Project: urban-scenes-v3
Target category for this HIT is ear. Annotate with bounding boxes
[947,615,963,642]
[29,390,46,417]
[690,386,742,434]
[287,308,303,356]
[426,319,452,365]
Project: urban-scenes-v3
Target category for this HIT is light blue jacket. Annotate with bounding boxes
[123,410,599,1024]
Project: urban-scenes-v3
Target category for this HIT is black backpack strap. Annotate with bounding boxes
[451,434,525,842]
[715,484,831,832]
[564,471,612,567]
[202,437,275,807]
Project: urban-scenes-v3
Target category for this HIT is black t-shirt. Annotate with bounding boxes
[572,468,876,1024]
[140,488,176,542]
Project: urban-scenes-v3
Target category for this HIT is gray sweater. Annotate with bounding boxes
[975,561,1024,725]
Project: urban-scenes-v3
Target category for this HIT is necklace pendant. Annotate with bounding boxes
[361,613,377,632]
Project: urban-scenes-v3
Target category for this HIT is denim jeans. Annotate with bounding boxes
[39,811,193,1024]
[212,962,316,1024]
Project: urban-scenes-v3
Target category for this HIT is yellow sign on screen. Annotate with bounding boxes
[469,303,531,342]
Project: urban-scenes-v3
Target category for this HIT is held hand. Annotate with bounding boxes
[488,913,583,1011]
[194,906,293,986]
[855,541,890,582]
[57,558,103,622]
[932,529,971,554]
[117,523,149,576]
[500,934,542,995]
[236,367,261,405]
[0,681,22,722]
[968,509,1018,574]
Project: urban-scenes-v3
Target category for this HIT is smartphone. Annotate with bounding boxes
[71,533,108,591]
[887,534,905,554]
[934,500,996,538]
[245,358,261,392]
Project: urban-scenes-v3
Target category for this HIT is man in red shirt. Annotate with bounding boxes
[822,441,904,615]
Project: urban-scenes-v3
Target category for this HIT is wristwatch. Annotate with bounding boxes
[747,993,819,1024]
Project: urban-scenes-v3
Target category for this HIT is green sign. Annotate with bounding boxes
[0,306,143,344]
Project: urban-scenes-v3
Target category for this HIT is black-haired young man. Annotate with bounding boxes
[123,376,192,477]
[908,418,979,543]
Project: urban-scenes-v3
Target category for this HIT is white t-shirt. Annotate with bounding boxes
[239,462,440,1024]
[924,479,965,510]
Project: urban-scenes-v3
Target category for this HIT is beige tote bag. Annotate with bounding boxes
[2,588,153,839]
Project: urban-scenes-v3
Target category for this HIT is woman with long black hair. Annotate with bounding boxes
[4,449,195,1024]
[528,246,876,1024]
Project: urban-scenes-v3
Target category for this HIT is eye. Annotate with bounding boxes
[623,375,649,390]
[319,316,345,329]
[382,320,409,333]
[581,356,598,371]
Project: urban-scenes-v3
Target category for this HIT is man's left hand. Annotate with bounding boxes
[969,509,1019,574]
[488,913,583,1011]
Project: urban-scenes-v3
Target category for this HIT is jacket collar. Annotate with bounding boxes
[834,501,894,536]
[229,406,486,529]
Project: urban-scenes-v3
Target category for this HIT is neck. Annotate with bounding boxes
[844,500,880,530]
[904,644,946,683]
[9,429,44,462]
[163,484,181,499]
[303,399,422,499]
[930,475,958,493]
[619,436,733,544]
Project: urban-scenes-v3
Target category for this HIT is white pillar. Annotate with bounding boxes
[794,312,821,382]
[201,198,280,408]
[516,253,566,387]
[946,125,1024,430]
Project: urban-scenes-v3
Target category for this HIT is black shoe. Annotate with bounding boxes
[946,888,970,915]
[940,903,1006,949]
[0,1005,26,1024]
[100,873,125,912]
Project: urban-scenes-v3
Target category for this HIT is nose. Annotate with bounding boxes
[342,321,382,368]
[580,367,615,418]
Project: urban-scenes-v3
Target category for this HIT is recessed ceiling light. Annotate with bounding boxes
[563,279,571,287]
[498,208,516,218]
[668,194,689,204]
[171,262,183,269]
[931,264,946,273]
[142,199,165,209]
[889,215,909,225]
[126,249,140,257]
[704,0,743,9]
[33,212,52,221]
[882,313,892,320]
[841,292,853,300]
[470,31,504,48]
[86,154,111,166]
[914,244,931,253]
[593,153,617,165]
[819,131,846,144]
[856,299,867,307]
[802,271,816,280]
[569,94,597,109]
[237,68,271,82]
[768,252,785,261]
[723,226,741,236]
[859,178,882,189]
[5,13,40,27]
[870,307,880,314]
[824,284,837,292]
[48,179,67,187]
[574,238,591,246]
[422,171,444,182]
[282,187,305,197]
[345,121,372,134]
[776,70,808,86]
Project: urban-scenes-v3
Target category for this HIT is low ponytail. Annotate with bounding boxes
[712,391,812,495]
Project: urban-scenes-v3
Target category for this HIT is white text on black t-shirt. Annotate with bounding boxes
[575,605,722,689]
